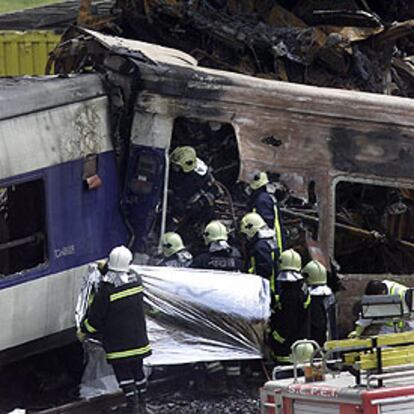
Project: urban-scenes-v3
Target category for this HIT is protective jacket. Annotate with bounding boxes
[269,270,310,363]
[248,187,285,252]
[161,250,193,268]
[192,241,243,271]
[353,280,409,337]
[170,159,218,221]
[82,271,151,361]
[308,285,336,346]
[383,280,409,313]
[246,228,279,280]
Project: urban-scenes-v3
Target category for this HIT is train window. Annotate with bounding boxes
[171,118,240,188]
[334,181,414,274]
[0,179,48,277]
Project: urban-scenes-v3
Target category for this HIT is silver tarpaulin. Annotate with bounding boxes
[77,264,270,366]
[132,265,270,365]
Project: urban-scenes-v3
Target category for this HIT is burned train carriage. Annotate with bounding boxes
[1,30,414,360]
[51,29,414,334]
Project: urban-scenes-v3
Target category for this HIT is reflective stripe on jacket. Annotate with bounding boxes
[82,274,151,361]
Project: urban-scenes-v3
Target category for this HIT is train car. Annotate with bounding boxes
[0,74,128,362]
[0,40,192,363]
[63,29,414,336]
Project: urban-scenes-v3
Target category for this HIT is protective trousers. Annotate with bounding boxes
[111,358,147,413]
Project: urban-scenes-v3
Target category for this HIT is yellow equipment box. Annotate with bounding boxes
[0,31,60,76]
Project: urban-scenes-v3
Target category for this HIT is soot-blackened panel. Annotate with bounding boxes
[330,127,414,179]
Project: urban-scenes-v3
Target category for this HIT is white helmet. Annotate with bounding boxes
[108,245,133,272]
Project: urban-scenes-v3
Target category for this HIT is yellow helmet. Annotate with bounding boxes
[203,220,228,245]
[170,146,197,173]
[302,260,327,285]
[161,232,185,257]
[278,249,302,272]
[240,212,266,239]
[250,171,269,190]
[292,342,315,363]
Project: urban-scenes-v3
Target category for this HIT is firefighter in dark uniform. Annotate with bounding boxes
[192,220,243,392]
[302,260,336,346]
[248,172,285,254]
[169,146,219,227]
[159,232,193,267]
[269,249,310,365]
[81,246,151,414]
[192,220,243,271]
[240,212,279,280]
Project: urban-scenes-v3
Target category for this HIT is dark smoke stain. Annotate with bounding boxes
[329,127,414,179]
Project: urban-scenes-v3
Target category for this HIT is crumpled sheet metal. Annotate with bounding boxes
[78,264,270,366]
[131,265,270,366]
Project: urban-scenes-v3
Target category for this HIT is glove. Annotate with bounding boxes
[348,324,364,339]
[348,330,357,339]
[76,329,87,343]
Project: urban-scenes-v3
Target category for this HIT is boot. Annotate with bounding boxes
[124,393,139,414]
[137,392,156,414]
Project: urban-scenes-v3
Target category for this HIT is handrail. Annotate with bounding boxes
[367,369,414,388]
[0,232,44,251]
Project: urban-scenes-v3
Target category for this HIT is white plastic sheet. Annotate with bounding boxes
[133,265,270,365]
[77,265,270,366]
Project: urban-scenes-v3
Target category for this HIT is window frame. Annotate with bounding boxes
[0,173,49,279]
[332,174,414,275]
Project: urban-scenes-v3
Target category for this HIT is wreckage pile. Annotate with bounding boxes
[109,0,414,97]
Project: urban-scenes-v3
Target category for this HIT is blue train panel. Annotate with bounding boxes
[0,150,127,289]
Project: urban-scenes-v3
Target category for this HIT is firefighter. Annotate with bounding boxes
[366,279,409,307]
[80,246,151,414]
[192,220,243,390]
[192,220,243,271]
[159,232,193,267]
[302,260,336,346]
[240,212,278,280]
[248,171,285,253]
[350,279,410,338]
[169,146,219,227]
[268,249,310,365]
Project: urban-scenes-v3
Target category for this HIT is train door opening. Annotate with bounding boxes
[167,117,240,254]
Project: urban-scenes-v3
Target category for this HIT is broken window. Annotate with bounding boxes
[334,181,414,274]
[171,118,240,189]
[0,179,48,277]
[167,118,241,252]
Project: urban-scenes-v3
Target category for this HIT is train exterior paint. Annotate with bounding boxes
[0,74,128,359]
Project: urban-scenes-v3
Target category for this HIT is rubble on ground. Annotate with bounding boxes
[147,388,259,414]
